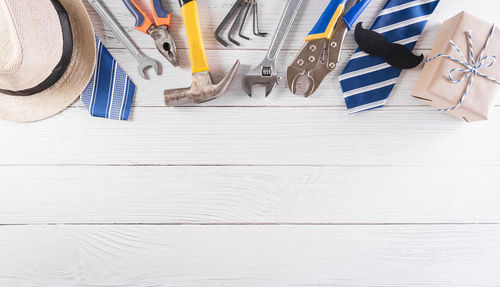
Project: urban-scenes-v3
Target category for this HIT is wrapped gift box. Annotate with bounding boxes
[412,11,500,122]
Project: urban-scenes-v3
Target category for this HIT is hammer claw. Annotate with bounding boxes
[165,60,240,107]
[214,60,241,95]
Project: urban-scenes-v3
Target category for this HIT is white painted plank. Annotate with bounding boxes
[0,2,498,284]
[0,107,499,166]
[0,225,499,287]
[0,166,499,224]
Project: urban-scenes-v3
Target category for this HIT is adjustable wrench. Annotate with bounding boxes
[243,0,304,97]
[88,0,160,79]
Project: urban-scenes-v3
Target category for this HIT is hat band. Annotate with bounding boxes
[0,0,73,97]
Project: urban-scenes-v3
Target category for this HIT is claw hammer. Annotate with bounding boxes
[165,0,240,106]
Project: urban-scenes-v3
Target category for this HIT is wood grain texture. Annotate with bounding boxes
[1,225,500,287]
[0,107,499,166]
[0,166,499,224]
[1,1,500,286]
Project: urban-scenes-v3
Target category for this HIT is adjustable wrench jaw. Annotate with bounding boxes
[243,59,279,97]
[243,0,304,97]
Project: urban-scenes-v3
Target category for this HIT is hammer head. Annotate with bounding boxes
[165,61,240,107]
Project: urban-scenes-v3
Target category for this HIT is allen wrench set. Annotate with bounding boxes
[215,0,267,47]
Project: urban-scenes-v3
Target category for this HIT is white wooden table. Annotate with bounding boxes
[1,0,500,286]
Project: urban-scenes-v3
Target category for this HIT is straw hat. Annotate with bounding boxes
[0,0,96,122]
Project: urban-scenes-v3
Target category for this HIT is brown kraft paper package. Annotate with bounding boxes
[412,11,500,122]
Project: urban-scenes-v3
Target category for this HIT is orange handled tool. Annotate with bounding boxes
[122,0,178,67]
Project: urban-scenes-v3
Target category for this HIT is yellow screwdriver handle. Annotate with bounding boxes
[180,0,209,73]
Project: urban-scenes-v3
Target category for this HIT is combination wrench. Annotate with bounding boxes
[243,0,304,97]
[88,0,160,79]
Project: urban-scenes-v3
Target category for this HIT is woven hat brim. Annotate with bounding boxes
[0,0,96,123]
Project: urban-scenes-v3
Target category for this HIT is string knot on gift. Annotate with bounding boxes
[425,25,500,112]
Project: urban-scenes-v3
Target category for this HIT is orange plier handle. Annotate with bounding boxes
[122,0,172,34]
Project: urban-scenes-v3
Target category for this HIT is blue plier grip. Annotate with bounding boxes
[306,0,348,41]
[151,0,171,27]
[343,0,372,30]
[123,0,172,34]
[122,0,153,34]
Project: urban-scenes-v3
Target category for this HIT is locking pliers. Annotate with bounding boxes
[286,0,371,97]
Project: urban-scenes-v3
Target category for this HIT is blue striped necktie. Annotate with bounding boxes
[81,37,136,121]
[339,0,440,114]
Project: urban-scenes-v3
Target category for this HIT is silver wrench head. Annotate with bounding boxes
[243,75,279,97]
[243,63,280,97]
[137,55,160,80]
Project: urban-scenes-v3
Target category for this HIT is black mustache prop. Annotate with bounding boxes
[354,23,424,69]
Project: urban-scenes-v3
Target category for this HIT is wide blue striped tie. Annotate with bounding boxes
[81,37,136,121]
[339,0,440,114]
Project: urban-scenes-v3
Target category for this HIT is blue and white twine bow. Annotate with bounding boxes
[425,25,500,112]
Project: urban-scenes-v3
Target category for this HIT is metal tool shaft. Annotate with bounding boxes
[89,0,142,58]
[242,0,304,97]
[265,0,303,62]
[215,0,245,46]
[88,0,159,79]
[228,1,248,46]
